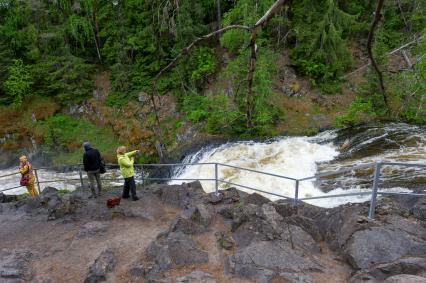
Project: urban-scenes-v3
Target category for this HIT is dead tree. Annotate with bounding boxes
[367,0,388,107]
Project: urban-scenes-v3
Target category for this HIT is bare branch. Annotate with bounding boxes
[153,25,250,85]
[254,0,287,31]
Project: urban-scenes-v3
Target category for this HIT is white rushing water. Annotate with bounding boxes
[1,124,423,207]
[170,126,421,207]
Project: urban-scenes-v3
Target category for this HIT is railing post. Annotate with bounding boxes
[294,180,299,206]
[141,165,144,185]
[368,162,381,219]
[78,165,84,189]
[215,163,219,195]
[34,169,41,194]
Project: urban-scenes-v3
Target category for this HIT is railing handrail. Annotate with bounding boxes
[2,161,425,181]
[1,161,425,220]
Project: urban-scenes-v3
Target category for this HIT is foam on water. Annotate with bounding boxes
[171,136,342,204]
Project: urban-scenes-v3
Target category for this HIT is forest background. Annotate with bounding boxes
[0,0,425,165]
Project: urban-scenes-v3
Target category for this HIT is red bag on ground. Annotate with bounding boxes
[106,197,121,209]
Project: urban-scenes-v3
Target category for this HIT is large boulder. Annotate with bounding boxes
[145,232,208,279]
[150,181,206,209]
[225,241,323,283]
[345,227,425,269]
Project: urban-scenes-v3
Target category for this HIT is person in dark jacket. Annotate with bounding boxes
[83,141,103,198]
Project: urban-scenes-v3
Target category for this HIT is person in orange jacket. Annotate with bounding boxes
[19,155,39,197]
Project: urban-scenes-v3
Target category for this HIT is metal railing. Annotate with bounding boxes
[0,162,425,219]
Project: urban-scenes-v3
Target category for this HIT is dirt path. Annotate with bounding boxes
[0,193,179,282]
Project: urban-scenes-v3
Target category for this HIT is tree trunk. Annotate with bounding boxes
[367,0,387,107]
[217,0,221,30]
[92,0,102,63]
[246,33,257,128]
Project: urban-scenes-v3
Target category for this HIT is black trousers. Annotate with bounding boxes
[123,176,137,198]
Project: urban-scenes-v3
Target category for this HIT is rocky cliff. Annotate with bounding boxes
[0,182,425,282]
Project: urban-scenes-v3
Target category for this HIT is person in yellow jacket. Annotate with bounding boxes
[19,156,39,197]
[117,146,140,201]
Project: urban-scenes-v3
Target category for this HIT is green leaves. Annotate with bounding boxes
[191,47,217,81]
[3,59,33,106]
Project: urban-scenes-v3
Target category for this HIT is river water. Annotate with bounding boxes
[1,123,425,207]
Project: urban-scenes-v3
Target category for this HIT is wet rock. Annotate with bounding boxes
[0,250,32,282]
[176,270,216,283]
[345,227,420,269]
[84,249,116,283]
[384,275,426,283]
[225,241,323,283]
[146,232,208,274]
[76,221,109,239]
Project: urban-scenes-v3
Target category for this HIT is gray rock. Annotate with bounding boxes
[146,232,208,273]
[225,241,322,283]
[215,231,234,250]
[169,216,206,235]
[412,199,426,221]
[276,272,314,283]
[316,205,373,250]
[351,257,426,282]
[206,193,222,204]
[159,182,205,208]
[346,227,415,269]
[76,222,109,239]
[384,275,426,283]
[0,250,32,281]
[244,193,270,206]
[84,249,116,283]
[41,187,58,195]
[0,193,17,203]
[287,215,323,241]
[176,271,216,283]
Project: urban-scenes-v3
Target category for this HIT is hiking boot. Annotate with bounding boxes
[132,196,139,201]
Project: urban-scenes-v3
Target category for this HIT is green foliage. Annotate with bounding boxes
[390,31,426,124]
[36,114,119,164]
[191,47,217,81]
[291,0,357,84]
[220,0,277,53]
[335,96,377,127]
[31,55,94,104]
[3,59,33,105]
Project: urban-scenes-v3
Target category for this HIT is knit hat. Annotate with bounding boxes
[83,141,91,151]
